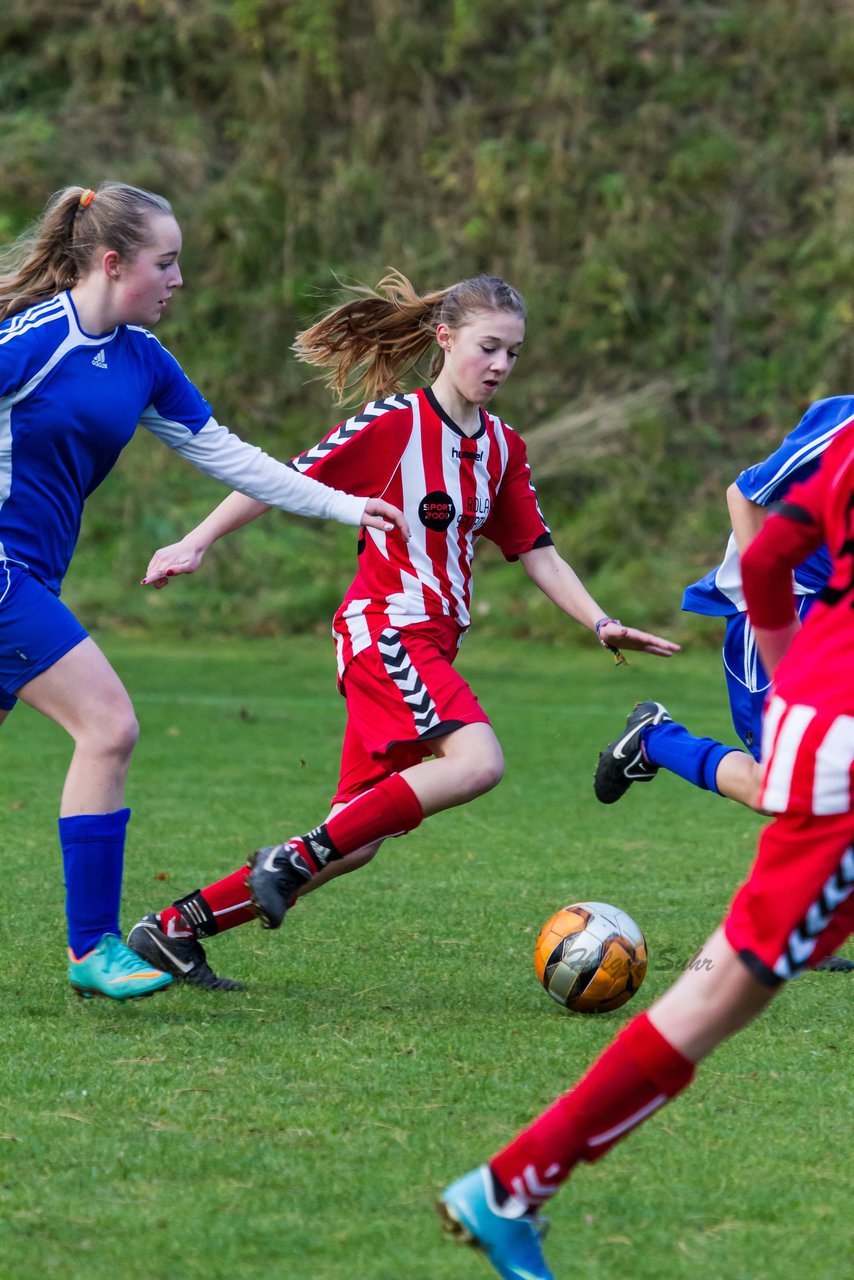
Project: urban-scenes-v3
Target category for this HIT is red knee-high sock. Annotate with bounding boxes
[490,1012,695,1210]
[289,773,424,872]
[159,865,255,939]
[158,775,423,936]
[158,773,425,936]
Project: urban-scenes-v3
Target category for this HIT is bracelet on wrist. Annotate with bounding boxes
[594,617,628,667]
[595,616,621,640]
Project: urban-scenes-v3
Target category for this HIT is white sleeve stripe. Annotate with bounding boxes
[749,415,854,503]
[141,415,366,525]
[289,394,412,473]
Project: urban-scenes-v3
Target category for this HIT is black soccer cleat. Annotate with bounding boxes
[594,700,672,805]
[247,843,314,930]
[813,954,854,973]
[126,913,245,991]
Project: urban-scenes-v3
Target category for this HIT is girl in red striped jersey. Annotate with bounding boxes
[126,271,679,988]
[438,424,854,1280]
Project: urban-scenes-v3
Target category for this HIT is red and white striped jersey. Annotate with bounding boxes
[288,387,552,675]
[743,421,854,813]
[760,697,854,814]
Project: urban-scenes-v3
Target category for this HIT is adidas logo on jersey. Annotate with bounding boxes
[91,349,108,369]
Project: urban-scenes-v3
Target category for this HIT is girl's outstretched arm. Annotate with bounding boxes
[141,492,270,588]
[519,545,680,656]
[141,490,409,589]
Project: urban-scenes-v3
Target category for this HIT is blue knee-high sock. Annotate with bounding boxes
[59,808,130,958]
[640,722,736,794]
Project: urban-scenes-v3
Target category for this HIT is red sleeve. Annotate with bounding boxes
[289,404,409,495]
[480,429,552,560]
[742,468,826,629]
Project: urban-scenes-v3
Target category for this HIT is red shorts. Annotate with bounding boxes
[331,621,490,804]
[724,809,854,985]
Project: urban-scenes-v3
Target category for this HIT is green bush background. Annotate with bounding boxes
[3,0,854,640]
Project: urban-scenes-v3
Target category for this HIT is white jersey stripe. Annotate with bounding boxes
[289,393,413,473]
[441,436,469,626]
[397,400,448,608]
[762,702,817,811]
[760,695,787,762]
[385,580,430,625]
[340,597,372,667]
[812,714,854,815]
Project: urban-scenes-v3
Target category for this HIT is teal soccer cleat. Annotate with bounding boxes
[438,1166,554,1280]
[68,932,173,1001]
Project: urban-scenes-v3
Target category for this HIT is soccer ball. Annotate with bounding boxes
[534,901,647,1013]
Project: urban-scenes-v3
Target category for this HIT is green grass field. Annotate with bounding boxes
[1,635,851,1280]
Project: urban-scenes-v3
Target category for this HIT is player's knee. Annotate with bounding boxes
[83,702,139,762]
[463,753,504,798]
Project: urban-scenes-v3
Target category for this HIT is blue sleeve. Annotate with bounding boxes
[140,332,213,434]
[736,397,854,506]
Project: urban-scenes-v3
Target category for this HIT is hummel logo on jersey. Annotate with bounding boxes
[91,349,108,369]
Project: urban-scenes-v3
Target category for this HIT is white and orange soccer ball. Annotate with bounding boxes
[534,901,648,1013]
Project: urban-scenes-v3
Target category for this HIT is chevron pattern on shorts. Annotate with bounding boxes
[287,394,411,472]
[377,627,442,736]
[774,842,854,978]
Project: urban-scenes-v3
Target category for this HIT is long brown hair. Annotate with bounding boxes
[0,181,174,323]
[293,269,526,403]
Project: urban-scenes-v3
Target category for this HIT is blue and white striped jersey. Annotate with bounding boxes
[0,292,365,593]
[682,396,854,618]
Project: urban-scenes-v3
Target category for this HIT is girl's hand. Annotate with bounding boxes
[598,620,681,657]
[140,539,207,588]
[361,497,411,540]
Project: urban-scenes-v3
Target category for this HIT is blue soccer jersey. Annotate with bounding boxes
[0,292,365,594]
[682,396,854,618]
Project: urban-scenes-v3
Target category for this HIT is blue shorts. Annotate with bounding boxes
[0,562,88,710]
[722,596,816,760]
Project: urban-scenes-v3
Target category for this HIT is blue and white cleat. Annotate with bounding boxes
[438,1166,554,1280]
[68,932,173,1001]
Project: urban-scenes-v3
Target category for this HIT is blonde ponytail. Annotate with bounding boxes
[293,269,526,403]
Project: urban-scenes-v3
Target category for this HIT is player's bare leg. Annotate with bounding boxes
[712,752,764,811]
[647,926,776,1060]
[401,721,504,814]
[249,723,503,926]
[294,798,382,895]
[16,640,171,1000]
[135,723,504,981]
[17,637,138,816]
[439,926,779,1280]
[595,702,766,814]
[297,723,504,893]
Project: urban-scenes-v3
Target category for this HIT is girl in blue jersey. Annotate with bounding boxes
[594,396,854,815]
[0,181,407,1001]
[591,397,854,971]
